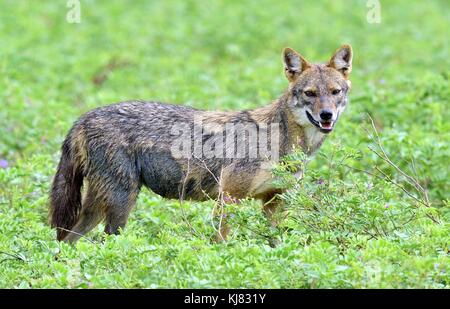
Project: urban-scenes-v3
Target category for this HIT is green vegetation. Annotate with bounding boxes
[0,0,448,288]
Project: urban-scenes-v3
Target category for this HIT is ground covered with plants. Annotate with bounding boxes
[0,1,448,288]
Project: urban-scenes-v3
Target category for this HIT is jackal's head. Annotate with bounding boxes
[282,45,353,134]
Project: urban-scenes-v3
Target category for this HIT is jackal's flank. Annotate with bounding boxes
[50,45,353,242]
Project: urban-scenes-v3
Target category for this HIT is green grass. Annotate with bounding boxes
[0,0,448,288]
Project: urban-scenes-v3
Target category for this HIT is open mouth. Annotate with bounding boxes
[306,111,334,133]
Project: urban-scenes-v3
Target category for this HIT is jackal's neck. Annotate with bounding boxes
[249,93,326,156]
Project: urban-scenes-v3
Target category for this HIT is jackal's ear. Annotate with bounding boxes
[283,47,310,82]
[328,44,353,78]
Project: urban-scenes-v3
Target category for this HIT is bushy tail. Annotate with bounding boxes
[50,136,84,241]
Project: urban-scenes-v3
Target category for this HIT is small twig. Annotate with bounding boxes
[236,222,273,240]
[373,165,430,208]
[344,163,439,224]
[56,227,97,244]
[178,159,204,239]
[342,163,384,181]
[410,157,430,206]
[210,166,228,242]
[367,115,428,199]
[0,251,26,262]
[187,159,231,241]
[356,114,440,223]
[410,157,420,182]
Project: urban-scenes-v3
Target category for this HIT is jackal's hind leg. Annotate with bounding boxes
[261,192,284,247]
[63,187,105,243]
[261,191,283,227]
[103,186,140,236]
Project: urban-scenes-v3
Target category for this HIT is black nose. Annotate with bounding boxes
[319,109,333,121]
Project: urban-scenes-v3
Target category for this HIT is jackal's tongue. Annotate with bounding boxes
[319,121,333,129]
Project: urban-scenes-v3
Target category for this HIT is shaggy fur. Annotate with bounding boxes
[50,45,353,242]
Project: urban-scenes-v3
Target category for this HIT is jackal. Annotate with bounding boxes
[50,45,353,242]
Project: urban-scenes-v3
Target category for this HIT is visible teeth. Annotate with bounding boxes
[320,121,334,129]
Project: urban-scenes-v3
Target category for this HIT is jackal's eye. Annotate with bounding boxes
[331,89,341,95]
[304,90,317,97]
